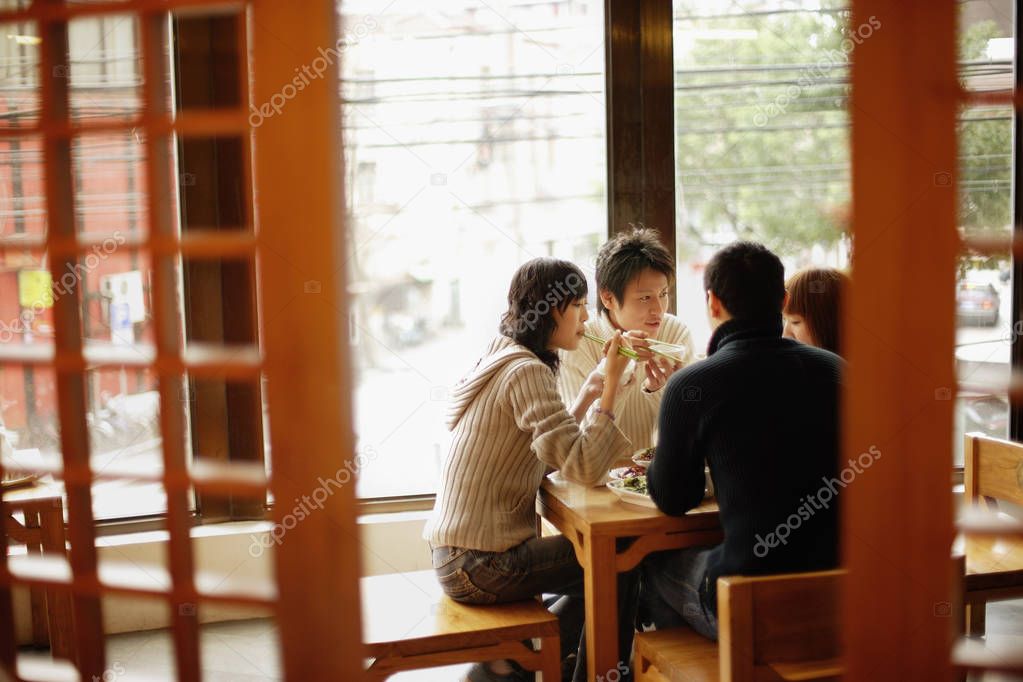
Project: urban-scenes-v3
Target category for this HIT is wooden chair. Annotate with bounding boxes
[961,433,1023,637]
[2,491,75,661]
[635,570,843,682]
[361,569,561,680]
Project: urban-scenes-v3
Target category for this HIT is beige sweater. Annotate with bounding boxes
[424,335,631,553]
[557,312,695,450]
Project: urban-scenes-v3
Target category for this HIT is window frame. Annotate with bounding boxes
[97,0,1017,525]
[91,11,264,531]
[341,0,677,508]
[1010,0,1023,446]
[173,12,264,523]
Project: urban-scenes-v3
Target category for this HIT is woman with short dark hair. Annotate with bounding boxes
[425,257,639,682]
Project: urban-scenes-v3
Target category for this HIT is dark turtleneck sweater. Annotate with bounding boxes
[648,317,843,614]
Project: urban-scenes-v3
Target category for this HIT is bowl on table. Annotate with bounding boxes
[631,447,655,469]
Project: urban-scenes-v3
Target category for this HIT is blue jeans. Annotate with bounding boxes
[433,535,638,682]
[638,547,718,641]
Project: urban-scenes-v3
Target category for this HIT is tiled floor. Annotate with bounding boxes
[19,600,1023,681]
[976,600,1023,682]
[23,616,470,681]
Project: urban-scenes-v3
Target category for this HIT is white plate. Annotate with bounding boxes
[606,478,658,509]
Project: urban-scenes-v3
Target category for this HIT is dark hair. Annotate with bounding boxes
[784,268,848,355]
[500,258,588,372]
[595,228,675,315]
[702,241,785,320]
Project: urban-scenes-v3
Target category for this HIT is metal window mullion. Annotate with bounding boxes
[38,2,107,677]
[140,10,201,681]
[1010,0,1023,444]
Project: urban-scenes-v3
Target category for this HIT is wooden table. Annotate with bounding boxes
[536,474,721,682]
[2,480,75,661]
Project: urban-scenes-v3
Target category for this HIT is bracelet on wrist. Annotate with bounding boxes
[593,405,616,421]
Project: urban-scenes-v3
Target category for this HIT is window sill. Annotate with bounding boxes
[357,494,435,515]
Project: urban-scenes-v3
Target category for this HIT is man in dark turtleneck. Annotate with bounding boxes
[642,241,843,640]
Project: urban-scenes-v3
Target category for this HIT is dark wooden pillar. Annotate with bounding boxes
[605,0,677,309]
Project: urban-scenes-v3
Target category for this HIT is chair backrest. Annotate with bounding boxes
[964,432,1023,509]
[717,569,843,682]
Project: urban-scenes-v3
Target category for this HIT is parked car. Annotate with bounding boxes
[956,281,1000,326]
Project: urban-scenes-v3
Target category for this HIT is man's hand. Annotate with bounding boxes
[623,330,653,361]
[643,355,683,393]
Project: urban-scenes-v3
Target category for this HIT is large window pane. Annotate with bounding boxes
[954,0,1013,463]
[0,16,178,519]
[673,1,853,350]
[342,1,607,498]
[672,1,1015,468]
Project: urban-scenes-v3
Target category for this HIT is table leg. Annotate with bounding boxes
[583,534,620,682]
[39,501,74,661]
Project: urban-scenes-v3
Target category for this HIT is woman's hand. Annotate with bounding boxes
[580,367,605,403]
[570,366,605,422]
[594,332,632,418]
[602,331,632,381]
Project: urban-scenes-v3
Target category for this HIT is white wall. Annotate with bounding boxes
[14,513,432,643]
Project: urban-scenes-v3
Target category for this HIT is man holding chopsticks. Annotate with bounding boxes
[558,228,696,449]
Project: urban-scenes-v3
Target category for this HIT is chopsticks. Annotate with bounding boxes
[583,332,640,360]
[582,332,681,362]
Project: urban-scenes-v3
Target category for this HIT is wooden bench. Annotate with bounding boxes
[361,569,561,680]
[635,570,843,682]
[961,433,1023,637]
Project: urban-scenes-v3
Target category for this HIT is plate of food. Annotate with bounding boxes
[631,447,655,469]
[606,475,658,509]
[609,464,647,481]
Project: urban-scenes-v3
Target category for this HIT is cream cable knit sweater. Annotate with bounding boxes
[424,335,631,553]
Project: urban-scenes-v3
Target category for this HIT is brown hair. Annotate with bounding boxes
[499,258,588,372]
[595,227,675,315]
[784,268,849,355]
